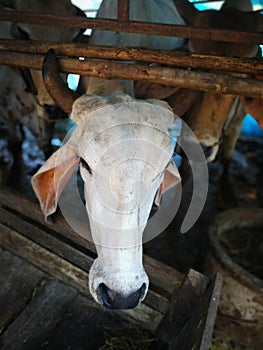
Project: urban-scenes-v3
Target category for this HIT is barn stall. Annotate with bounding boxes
[0,0,262,349]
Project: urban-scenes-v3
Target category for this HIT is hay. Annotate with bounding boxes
[219,226,263,279]
[99,323,154,350]
[210,327,253,350]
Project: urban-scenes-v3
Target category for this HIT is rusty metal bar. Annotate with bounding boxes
[118,0,130,22]
[0,10,263,44]
[0,40,262,75]
[0,51,263,99]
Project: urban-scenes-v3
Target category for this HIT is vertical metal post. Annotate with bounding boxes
[117,0,130,22]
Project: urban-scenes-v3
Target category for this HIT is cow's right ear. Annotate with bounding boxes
[31,143,79,220]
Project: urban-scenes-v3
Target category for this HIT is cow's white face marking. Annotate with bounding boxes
[71,94,176,305]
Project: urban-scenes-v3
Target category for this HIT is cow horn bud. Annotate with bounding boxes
[42,48,79,115]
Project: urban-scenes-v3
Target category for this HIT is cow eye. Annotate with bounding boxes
[80,158,92,175]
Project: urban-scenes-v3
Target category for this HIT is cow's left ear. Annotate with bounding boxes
[31,143,79,219]
[155,161,181,206]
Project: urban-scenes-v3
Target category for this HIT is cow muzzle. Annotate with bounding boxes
[89,255,149,309]
[97,282,147,310]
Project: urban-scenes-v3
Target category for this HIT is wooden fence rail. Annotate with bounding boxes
[0,50,263,98]
[0,40,263,75]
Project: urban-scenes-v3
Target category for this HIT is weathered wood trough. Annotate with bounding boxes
[0,186,222,349]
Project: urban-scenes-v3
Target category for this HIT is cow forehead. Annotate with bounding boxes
[71,93,174,131]
[71,94,174,162]
[72,94,174,173]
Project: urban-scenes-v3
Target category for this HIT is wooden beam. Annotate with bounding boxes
[0,250,45,331]
[0,50,263,98]
[0,10,263,44]
[0,222,91,296]
[1,40,263,75]
[0,223,163,332]
[153,271,222,350]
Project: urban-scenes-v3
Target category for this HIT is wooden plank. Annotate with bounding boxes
[1,40,263,75]
[39,293,130,350]
[0,223,163,332]
[0,222,90,296]
[0,280,77,350]
[153,270,222,350]
[0,185,95,252]
[0,250,45,333]
[1,51,263,98]
[0,256,153,349]
[144,255,184,296]
[0,206,95,271]
[0,206,171,315]
[199,274,223,350]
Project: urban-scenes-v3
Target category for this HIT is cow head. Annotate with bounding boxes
[11,0,85,120]
[32,50,181,309]
[184,92,239,162]
[174,0,258,57]
[173,0,261,161]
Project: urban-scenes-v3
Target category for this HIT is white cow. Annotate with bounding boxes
[32,0,185,309]
[10,0,85,156]
[0,66,39,151]
[0,4,39,155]
[78,0,185,96]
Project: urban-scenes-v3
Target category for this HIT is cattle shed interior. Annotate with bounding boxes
[0,1,263,349]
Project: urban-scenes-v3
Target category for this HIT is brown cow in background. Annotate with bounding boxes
[8,0,85,157]
[172,0,263,202]
[173,0,259,154]
[137,0,263,203]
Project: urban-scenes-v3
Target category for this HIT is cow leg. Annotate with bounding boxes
[218,99,246,207]
[5,110,24,156]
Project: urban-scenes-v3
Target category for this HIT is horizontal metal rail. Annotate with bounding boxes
[0,10,263,44]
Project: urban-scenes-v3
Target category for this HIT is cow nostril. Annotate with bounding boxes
[98,283,116,308]
[139,282,147,300]
[97,283,146,310]
[201,145,213,158]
